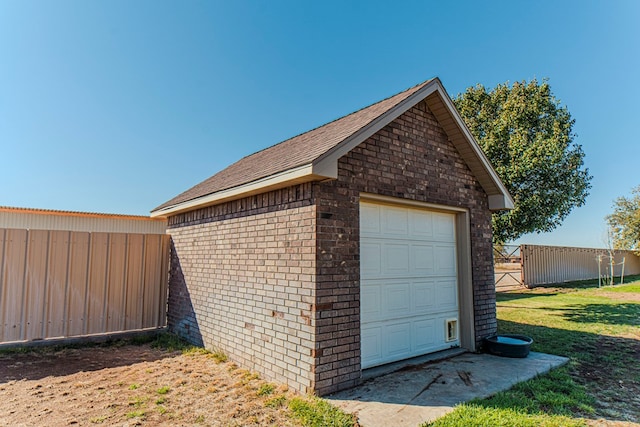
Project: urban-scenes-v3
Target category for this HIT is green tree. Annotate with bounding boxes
[454,79,592,244]
[607,185,640,252]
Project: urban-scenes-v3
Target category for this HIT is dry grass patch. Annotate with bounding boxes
[0,337,325,426]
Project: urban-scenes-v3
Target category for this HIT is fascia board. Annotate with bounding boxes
[150,163,328,218]
[488,194,515,211]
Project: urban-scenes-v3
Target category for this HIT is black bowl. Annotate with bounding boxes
[484,334,533,358]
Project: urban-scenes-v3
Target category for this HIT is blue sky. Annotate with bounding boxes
[1,1,638,248]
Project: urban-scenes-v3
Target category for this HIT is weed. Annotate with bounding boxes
[194,414,205,423]
[155,396,166,405]
[128,383,139,390]
[89,416,106,424]
[209,348,228,363]
[183,346,210,356]
[125,410,145,419]
[128,396,148,408]
[156,386,170,395]
[157,405,169,415]
[150,333,191,352]
[265,395,287,408]
[257,383,275,396]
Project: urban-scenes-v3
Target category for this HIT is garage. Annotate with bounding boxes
[360,201,460,368]
[156,78,513,395]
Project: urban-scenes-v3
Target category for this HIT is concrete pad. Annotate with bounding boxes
[327,351,569,427]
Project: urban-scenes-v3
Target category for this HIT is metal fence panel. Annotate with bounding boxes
[0,228,169,344]
[521,244,640,287]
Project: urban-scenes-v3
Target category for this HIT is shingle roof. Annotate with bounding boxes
[152,77,514,217]
[154,79,434,212]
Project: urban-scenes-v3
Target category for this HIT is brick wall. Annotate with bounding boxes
[167,184,318,393]
[311,99,495,395]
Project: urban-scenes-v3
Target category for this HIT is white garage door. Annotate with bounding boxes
[360,201,460,369]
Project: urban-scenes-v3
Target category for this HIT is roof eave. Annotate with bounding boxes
[150,163,337,218]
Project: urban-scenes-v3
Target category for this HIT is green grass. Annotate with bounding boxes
[427,403,584,427]
[424,279,640,426]
[156,386,170,395]
[125,410,145,419]
[289,397,357,427]
[257,383,275,396]
[533,274,640,291]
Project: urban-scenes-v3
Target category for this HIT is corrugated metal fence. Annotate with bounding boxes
[521,244,640,287]
[0,208,169,345]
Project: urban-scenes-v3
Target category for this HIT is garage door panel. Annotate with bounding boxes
[413,319,436,351]
[361,242,382,278]
[435,279,458,308]
[384,244,410,275]
[409,210,434,238]
[386,322,411,358]
[433,213,455,241]
[385,282,411,317]
[361,204,381,234]
[382,207,409,236]
[361,284,382,321]
[435,244,457,275]
[412,244,435,275]
[361,326,382,366]
[412,281,435,312]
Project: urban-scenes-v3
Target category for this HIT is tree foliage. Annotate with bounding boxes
[607,186,640,252]
[454,79,592,244]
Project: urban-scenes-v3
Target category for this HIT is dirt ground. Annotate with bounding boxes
[0,344,299,426]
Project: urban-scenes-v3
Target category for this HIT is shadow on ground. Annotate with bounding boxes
[498,319,640,423]
[0,344,177,383]
[562,303,640,327]
[496,292,559,303]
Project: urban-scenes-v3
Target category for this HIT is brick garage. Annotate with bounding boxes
[152,78,513,395]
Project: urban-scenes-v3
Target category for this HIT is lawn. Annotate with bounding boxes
[426,277,640,427]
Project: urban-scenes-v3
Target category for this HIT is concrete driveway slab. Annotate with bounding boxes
[327,351,569,427]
